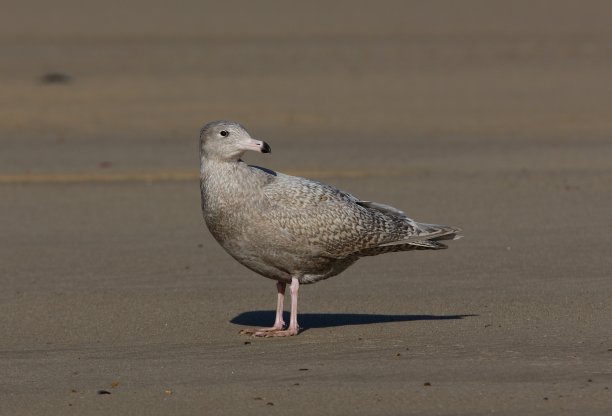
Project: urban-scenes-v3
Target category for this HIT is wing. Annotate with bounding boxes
[261,174,453,258]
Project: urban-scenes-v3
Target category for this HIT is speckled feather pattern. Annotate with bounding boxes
[201,157,460,284]
[199,120,460,285]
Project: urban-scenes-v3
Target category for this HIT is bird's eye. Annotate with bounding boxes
[220,130,229,137]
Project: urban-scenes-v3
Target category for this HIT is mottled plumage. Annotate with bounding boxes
[199,120,461,336]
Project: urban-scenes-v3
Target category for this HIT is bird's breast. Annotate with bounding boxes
[200,171,268,247]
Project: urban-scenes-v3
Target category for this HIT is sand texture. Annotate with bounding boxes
[1,1,611,414]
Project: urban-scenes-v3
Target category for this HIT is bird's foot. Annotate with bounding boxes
[239,324,284,336]
[239,325,299,337]
[257,327,299,337]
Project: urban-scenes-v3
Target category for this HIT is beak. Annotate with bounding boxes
[244,138,271,154]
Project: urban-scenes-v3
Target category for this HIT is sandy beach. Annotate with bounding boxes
[1,1,611,414]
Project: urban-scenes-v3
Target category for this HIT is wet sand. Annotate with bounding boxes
[1,1,611,414]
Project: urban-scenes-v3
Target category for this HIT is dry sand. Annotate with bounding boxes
[1,1,611,414]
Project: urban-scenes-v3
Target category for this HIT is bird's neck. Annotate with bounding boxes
[200,158,263,207]
[200,158,248,182]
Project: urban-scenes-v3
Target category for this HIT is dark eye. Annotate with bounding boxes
[220,130,229,137]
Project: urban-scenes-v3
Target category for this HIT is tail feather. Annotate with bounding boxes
[358,240,447,257]
[355,199,462,257]
[378,223,461,248]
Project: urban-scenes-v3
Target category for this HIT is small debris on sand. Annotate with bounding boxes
[41,72,71,84]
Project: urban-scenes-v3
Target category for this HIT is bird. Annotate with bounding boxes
[199,120,461,337]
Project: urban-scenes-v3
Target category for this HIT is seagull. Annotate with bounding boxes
[199,120,461,337]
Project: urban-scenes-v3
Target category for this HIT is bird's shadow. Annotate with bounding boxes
[231,311,477,331]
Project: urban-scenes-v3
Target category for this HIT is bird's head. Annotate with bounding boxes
[199,120,271,162]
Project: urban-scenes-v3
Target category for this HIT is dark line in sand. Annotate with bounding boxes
[0,169,407,184]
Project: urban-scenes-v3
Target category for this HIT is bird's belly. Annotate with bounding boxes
[206,215,356,283]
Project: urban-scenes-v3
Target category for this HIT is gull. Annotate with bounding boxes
[199,120,461,337]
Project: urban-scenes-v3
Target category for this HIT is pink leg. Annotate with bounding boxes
[239,281,286,335]
[272,281,286,328]
[264,276,300,337]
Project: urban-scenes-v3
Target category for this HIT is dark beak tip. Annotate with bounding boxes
[261,142,271,154]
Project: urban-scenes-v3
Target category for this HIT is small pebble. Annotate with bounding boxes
[423,382,431,387]
[244,341,251,345]
[266,402,274,406]
[299,368,309,371]
[97,390,111,395]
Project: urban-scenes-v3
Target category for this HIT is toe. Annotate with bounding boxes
[266,328,299,337]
